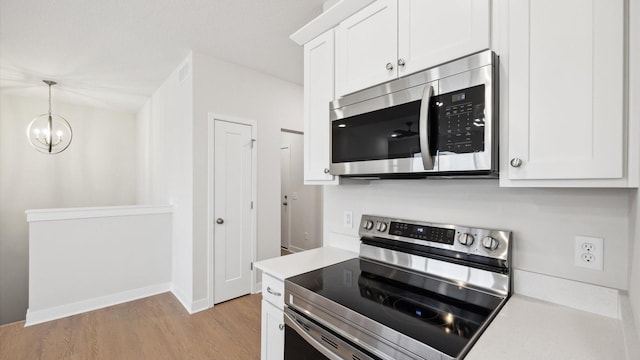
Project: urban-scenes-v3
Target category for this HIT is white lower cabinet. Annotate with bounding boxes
[260,299,284,360]
[260,272,285,360]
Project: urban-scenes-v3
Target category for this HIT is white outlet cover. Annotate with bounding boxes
[574,235,604,271]
[343,211,353,228]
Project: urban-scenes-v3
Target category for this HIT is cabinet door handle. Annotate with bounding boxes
[323,168,330,174]
[398,58,406,67]
[510,158,523,168]
[279,324,284,330]
[266,286,281,297]
[386,62,394,71]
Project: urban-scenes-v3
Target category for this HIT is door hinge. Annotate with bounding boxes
[251,262,254,270]
[251,139,256,148]
[251,201,254,209]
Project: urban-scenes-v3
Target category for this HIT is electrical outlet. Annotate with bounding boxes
[574,235,604,271]
[582,242,595,253]
[581,253,595,263]
[343,211,353,228]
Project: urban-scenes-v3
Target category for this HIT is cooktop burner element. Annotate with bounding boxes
[284,215,512,360]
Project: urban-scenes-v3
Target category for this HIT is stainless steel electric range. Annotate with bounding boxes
[283,215,512,360]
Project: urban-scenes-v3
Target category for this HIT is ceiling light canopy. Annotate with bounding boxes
[26,80,73,154]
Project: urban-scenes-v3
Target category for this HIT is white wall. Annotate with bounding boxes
[0,93,137,325]
[281,131,322,252]
[136,54,195,310]
[25,206,172,326]
[138,52,303,309]
[324,181,631,290]
[191,52,304,303]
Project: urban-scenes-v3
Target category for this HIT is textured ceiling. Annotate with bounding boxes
[0,0,325,112]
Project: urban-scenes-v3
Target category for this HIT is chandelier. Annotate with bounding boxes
[26,80,73,154]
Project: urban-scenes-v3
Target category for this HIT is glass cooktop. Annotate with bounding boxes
[286,258,504,358]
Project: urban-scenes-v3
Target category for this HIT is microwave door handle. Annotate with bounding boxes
[419,85,435,170]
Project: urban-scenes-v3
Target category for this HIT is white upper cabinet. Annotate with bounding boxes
[335,0,490,97]
[335,0,398,97]
[397,0,490,77]
[503,0,630,186]
[304,29,340,184]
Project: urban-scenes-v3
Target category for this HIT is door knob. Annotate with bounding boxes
[216,218,224,224]
[323,168,330,174]
[398,58,406,67]
[386,62,394,71]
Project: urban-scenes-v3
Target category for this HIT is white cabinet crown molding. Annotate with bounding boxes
[290,0,376,45]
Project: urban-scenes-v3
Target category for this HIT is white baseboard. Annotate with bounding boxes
[288,245,306,253]
[171,286,193,313]
[190,298,209,313]
[25,282,172,326]
[513,269,619,319]
[170,286,210,314]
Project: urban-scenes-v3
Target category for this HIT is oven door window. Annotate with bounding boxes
[284,325,328,360]
[332,100,423,163]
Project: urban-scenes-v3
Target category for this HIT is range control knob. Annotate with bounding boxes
[363,220,374,230]
[458,233,475,246]
[481,236,500,251]
[376,222,388,232]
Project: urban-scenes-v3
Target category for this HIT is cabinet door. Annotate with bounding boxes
[398,0,490,76]
[507,0,624,180]
[304,30,339,184]
[260,300,284,360]
[335,0,398,97]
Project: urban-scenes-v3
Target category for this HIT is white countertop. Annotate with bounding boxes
[255,247,635,359]
[254,246,358,280]
[466,294,626,360]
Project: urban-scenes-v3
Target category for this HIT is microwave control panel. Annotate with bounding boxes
[431,84,485,154]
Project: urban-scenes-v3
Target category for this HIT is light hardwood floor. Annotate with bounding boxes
[0,292,262,360]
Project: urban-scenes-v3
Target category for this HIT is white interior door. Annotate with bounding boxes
[280,145,291,250]
[214,119,253,304]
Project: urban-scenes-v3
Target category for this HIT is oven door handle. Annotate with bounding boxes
[284,311,343,360]
[419,84,435,171]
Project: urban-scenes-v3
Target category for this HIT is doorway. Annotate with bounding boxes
[281,144,291,251]
[280,130,322,254]
[209,115,257,305]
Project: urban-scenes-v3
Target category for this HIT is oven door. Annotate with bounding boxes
[284,307,382,360]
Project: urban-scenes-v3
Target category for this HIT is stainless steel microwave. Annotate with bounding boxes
[330,50,498,178]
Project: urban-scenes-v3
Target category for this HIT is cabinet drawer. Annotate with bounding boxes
[262,273,285,309]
